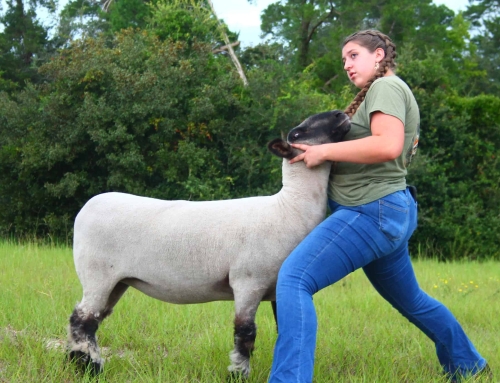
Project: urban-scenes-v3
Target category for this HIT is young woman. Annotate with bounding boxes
[267,30,489,383]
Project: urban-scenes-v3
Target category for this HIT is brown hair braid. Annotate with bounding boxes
[343,30,397,118]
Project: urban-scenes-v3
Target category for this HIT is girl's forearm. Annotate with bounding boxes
[321,136,402,164]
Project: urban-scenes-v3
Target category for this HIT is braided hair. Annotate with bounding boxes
[343,30,397,118]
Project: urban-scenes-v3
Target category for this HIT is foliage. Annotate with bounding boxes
[0,0,52,92]
[56,0,108,42]
[55,0,237,47]
[259,0,474,94]
[465,0,500,95]
[148,0,220,44]
[0,23,338,239]
[107,0,153,32]
[398,49,500,259]
[0,30,244,238]
[261,0,341,70]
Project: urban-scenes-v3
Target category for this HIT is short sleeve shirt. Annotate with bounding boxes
[328,75,420,206]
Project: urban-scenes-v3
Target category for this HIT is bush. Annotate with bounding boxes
[0,30,244,239]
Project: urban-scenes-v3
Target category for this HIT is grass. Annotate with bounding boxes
[0,241,498,382]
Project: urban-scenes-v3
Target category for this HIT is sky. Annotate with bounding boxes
[0,0,473,39]
[211,0,473,48]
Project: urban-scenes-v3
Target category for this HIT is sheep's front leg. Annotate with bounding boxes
[228,288,262,379]
[229,316,257,378]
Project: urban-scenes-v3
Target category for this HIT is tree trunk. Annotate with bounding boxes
[206,0,249,86]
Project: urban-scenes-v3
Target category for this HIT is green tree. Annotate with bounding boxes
[259,0,479,95]
[0,29,238,238]
[107,0,152,31]
[0,0,53,91]
[56,0,236,45]
[465,0,500,95]
[149,0,222,45]
[56,0,153,42]
[260,0,339,70]
[398,48,500,259]
[55,0,105,43]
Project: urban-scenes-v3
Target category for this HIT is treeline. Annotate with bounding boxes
[0,0,499,260]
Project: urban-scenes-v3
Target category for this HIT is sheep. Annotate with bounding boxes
[66,110,350,378]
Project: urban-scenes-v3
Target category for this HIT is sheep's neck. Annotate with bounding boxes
[277,159,331,212]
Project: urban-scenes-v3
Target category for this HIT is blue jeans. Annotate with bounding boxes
[268,188,486,383]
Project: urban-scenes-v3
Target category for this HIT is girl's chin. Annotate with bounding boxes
[352,78,367,88]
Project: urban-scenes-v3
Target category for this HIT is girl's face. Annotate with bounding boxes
[342,41,384,89]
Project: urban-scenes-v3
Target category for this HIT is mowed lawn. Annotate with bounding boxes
[0,242,498,383]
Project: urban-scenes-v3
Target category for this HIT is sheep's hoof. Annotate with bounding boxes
[68,351,103,376]
[227,371,247,382]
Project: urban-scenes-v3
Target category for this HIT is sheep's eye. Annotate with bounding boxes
[294,132,300,138]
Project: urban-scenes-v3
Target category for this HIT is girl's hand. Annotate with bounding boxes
[289,144,328,168]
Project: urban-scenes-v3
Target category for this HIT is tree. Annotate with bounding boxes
[261,0,340,70]
[398,47,500,259]
[465,0,500,95]
[56,0,153,42]
[56,0,249,84]
[149,0,248,85]
[259,0,476,94]
[0,0,52,91]
[206,0,248,86]
[0,26,285,240]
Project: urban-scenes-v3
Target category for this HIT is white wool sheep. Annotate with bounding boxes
[67,110,350,378]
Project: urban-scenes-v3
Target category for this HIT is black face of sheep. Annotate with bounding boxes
[288,110,351,145]
[268,110,350,159]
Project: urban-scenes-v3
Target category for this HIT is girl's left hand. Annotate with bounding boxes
[289,144,327,168]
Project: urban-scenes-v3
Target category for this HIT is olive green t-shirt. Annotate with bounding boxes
[328,75,420,206]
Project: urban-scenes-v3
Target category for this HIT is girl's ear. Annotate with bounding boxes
[375,47,385,63]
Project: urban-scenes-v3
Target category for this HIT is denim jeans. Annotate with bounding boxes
[268,188,486,383]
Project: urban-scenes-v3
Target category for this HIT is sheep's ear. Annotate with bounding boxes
[268,138,295,159]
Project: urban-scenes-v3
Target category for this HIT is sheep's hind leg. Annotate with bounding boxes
[67,282,128,375]
[271,300,278,332]
[67,305,107,375]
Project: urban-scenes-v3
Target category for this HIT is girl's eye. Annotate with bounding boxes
[351,53,357,59]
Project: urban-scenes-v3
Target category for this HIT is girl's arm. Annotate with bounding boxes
[290,112,404,168]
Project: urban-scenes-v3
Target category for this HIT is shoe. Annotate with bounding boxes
[448,364,493,382]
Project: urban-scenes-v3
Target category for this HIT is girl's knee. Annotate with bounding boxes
[277,265,318,297]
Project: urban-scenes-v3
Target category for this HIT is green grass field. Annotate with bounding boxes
[0,242,498,382]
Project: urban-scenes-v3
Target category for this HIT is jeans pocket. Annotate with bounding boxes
[379,193,409,241]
